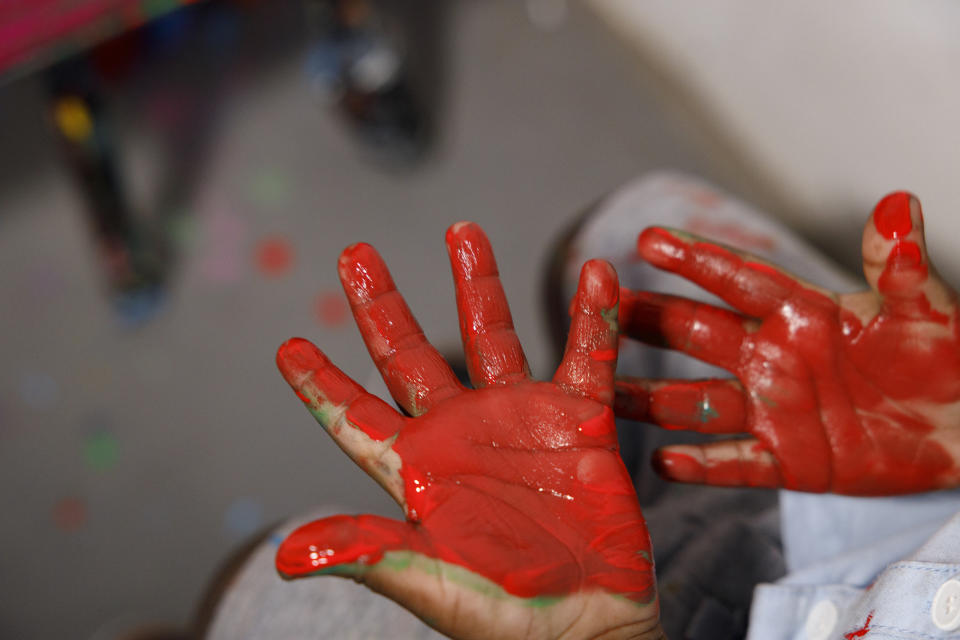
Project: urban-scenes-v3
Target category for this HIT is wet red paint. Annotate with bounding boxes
[873,191,912,239]
[614,378,745,433]
[444,222,531,387]
[255,236,293,277]
[277,338,401,442]
[618,192,960,495]
[276,223,655,605]
[314,291,349,327]
[844,612,873,640]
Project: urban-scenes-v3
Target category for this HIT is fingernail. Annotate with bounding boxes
[637,227,686,267]
[580,260,618,309]
[277,338,324,373]
[873,191,914,240]
[338,243,385,303]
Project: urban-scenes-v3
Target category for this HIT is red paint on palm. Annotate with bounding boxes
[276,385,653,600]
[276,224,656,606]
[619,192,960,495]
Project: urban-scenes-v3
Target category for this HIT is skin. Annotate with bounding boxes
[615,191,960,495]
[275,223,663,640]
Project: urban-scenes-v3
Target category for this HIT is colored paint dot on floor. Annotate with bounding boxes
[224,497,263,538]
[19,372,59,410]
[165,209,198,250]
[84,430,120,471]
[53,97,94,143]
[54,497,87,531]
[250,170,291,209]
[314,291,349,327]
[255,236,294,277]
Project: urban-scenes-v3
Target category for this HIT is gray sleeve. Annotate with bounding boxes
[206,508,447,640]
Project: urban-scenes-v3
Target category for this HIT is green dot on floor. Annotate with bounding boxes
[250,169,291,209]
[84,431,120,471]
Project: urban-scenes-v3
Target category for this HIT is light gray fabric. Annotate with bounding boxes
[206,507,446,640]
[749,513,960,640]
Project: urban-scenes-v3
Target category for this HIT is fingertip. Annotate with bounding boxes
[338,242,390,303]
[275,517,364,578]
[276,515,401,578]
[651,448,704,483]
[444,220,479,245]
[276,337,325,376]
[637,227,686,269]
[338,242,374,268]
[871,191,922,240]
[578,259,619,310]
[445,221,495,280]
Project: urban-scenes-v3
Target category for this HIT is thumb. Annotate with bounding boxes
[862,191,954,315]
[276,513,423,579]
[276,514,532,640]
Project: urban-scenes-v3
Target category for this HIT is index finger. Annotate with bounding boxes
[637,227,835,318]
[339,243,463,416]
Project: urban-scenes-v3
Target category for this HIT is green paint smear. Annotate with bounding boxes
[84,431,119,471]
[307,551,655,608]
[665,228,696,242]
[756,394,779,408]
[306,399,340,430]
[698,404,719,423]
[601,304,619,335]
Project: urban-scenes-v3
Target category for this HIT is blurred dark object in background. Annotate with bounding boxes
[43,3,241,325]
[8,0,445,325]
[305,0,440,166]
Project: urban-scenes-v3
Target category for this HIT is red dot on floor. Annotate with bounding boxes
[315,291,349,327]
[255,236,294,277]
[54,497,87,531]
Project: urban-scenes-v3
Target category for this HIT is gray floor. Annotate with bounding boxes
[0,2,715,637]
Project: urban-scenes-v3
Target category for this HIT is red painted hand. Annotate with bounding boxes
[276,223,660,640]
[616,192,960,495]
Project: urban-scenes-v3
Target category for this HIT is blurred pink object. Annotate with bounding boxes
[0,0,198,80]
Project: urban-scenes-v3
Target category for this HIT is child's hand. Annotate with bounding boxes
[276,223,661,640]
[616,192,960,496]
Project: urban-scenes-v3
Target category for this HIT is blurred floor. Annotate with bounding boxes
[0,1,716,637]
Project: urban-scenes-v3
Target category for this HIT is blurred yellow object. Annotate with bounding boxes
[54,96,93,143]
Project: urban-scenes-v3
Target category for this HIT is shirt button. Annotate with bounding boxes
[931,578,960,631]
[806,600,839,640]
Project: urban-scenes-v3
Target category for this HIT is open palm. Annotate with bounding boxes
[616,191,960,495]
[276,223,660,640]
